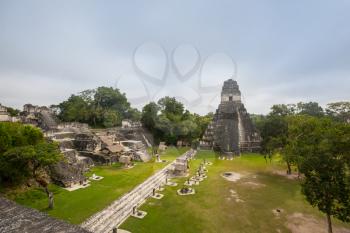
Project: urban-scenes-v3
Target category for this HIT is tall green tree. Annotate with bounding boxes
[6,107,20,117]
[297,101,324,117]
[0,122,62,209]
[141,102,160,130]
[141,98,212,146]
[259,115,291,172]
[57,86,135,127]
[58,95,90,122]
[326,101,350,123]
[102,110,120,128]
[270,104,296,116]
[158,96,184,120]
[125,108,141,121]
[285,116,350,233]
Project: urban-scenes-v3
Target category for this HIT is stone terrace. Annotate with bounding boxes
[0,197,90,233]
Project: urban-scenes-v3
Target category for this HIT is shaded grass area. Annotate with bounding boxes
[121,150,350,233]
[4,147,188,224]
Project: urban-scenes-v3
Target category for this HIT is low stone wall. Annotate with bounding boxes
[81,149,196,233]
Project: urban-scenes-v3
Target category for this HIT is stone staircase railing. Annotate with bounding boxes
[81,149,196,233]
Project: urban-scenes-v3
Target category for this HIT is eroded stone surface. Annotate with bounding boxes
[0,197,89,233]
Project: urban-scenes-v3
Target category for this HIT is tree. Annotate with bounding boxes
[326,101,350,123]
[194,112,214,138]
[285,117,350,233]
[6,107,20,117]
[250,114,266,133]
[0,123,62,209]
[270,104,296,117]
[141,102,160,130]
[259,115,290,171]
[57,86,135,127]
[158,96,184,119]
[94,87,130,113]
[296,102,324,117]
[103,110,120,128]
[155,115,174,143]
[141,98,213,146]
[32,142,62,209]
[125,108,141,121]
[58,95,90,122]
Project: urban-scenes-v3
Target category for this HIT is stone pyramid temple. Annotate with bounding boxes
[200,79,261,155]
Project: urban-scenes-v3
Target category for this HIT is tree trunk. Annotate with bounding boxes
[93,116,96,127]
[326,213,333,233]
[44,186,54,209]
[286,161,292,175]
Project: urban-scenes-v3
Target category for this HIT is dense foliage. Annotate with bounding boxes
[256,101,350,156]
[6,107,20,117]
[55,87,141,127]
[0,122,62,184]
[326,101,350,123]
[256,102,350,232]
[0,122,62,208]
[141,97,213,145]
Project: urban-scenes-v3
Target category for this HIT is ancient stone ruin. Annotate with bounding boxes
[21,104,59,130]
[0,197,89,233]
[0,103,153,189]
[0,103,20,122]
[200,79,261,155]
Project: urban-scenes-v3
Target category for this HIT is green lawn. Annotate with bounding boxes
[7,147,188,224]
[121,150,350,233]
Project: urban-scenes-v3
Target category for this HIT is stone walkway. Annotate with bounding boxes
[81,149,196,233]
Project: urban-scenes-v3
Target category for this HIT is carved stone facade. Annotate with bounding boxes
[200,79,261,155]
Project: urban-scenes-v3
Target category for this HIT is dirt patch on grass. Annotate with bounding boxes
[221,172,242,182]
[242,181,266,188]
[272,208,284,218]
[273,171,300,180]
[228,189,244,203]
[286,213,350,233]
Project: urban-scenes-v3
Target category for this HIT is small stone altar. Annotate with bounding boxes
[131,206,147,219]
[177,186,195,196]
[89,173,104,181]
[165,178,178,186]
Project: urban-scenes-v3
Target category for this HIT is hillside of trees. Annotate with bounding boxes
[54,87,141,128]
[141,97,213,146]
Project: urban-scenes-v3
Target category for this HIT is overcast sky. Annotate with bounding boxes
[0,0,349,115]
